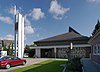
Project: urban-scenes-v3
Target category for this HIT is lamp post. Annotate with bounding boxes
[54,48,56,59]
[66,43,73,61]
[70,43,73,50]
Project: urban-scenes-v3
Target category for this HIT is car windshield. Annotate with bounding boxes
[0,56,8,61]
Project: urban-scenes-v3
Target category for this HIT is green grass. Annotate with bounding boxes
[9,60,67,72]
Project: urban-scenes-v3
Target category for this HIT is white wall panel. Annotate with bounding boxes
[36,48,41,57]
[21,17,24,58]
[18,13,22,58]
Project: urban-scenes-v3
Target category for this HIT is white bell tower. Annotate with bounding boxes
[14,6,24,58]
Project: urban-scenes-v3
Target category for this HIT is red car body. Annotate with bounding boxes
[0,56,26,69]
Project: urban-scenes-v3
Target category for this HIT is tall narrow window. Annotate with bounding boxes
[94,45,96,54]
[98,44,100,54]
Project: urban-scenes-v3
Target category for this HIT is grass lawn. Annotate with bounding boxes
[9,60,67,72]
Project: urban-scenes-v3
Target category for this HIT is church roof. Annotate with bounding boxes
[35,27,89,43]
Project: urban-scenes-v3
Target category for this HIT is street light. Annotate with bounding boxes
[70,43,73,50]
[66,42,73,61]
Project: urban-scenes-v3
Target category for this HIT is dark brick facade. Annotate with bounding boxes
[89,28,100,64]
[91,55,100,64]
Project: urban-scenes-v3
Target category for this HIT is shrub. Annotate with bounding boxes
[67,57,82,72]
[29,49,35,57]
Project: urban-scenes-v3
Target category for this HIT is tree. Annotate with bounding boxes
[8,48,13,56]
[8,44,13,56]
[95,20,100,30]
[3,46,7,51]
[2,40,7,51]
[92,20,100,35]
[30,43,37,46]
[25,44,30,50]
[2,40,4,47]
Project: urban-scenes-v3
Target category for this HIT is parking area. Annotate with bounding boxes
[0,58,49,72]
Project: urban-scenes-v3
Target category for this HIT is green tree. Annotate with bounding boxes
[8,45,13,56]
[92,20,100,35]
[2,40,4,47]
[3,46,7,51]
[32,44,37,46]
[2,40,7,51]
[95,20,100,30]
[25,44,30,50]
[9,49,13,56]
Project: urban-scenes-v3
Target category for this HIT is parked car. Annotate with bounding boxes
[0,56,26,69]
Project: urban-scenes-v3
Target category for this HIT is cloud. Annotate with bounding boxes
[25,25,35,34]
[24,16,35,34]
[29,8,45,20]
[87,0,100,2]
[24,35,27,40]
[0,34,14,40]
[9,6,35,34]
[9,6,18,15]
[0,15,13,24]
[9,6,15,15]
[0,37,3,40]
[53,16,63,20]
[49,0,70,20]
[4,34,14,40]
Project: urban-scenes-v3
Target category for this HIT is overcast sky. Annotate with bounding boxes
[0,0,100,44]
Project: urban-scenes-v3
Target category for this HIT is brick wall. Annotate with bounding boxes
[91,55,100,64]
[89,30,100,64]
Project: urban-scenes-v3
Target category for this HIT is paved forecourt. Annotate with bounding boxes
[0,58,49,72]
[0,58,67,72]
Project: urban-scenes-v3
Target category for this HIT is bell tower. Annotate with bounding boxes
[14,6,24,58]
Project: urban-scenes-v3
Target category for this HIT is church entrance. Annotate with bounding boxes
[41,48,54,58]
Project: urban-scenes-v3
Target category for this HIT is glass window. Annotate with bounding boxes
[93,44,100,55]
[0,56,9,61]
[96,45,98,54]
[93,45,96,54]
[14,57,20,60]
[98,44,100,54]
[93,46,95,54]
[8,57,14,60]
[94,45,97,54]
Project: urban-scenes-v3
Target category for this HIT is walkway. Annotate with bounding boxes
[81,58,100,72]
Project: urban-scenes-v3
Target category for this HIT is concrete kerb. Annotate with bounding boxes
[80,58,84,72]
[60,64,67,72]
[82,66,84,72]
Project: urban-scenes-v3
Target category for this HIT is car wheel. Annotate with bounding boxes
[22,61,26,65]
[6,64,10,69]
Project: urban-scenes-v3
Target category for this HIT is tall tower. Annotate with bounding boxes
[14,6,24,58]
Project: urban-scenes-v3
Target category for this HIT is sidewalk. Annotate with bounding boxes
[81,58,100,72]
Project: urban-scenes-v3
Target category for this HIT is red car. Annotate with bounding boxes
[0,56,26,69]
